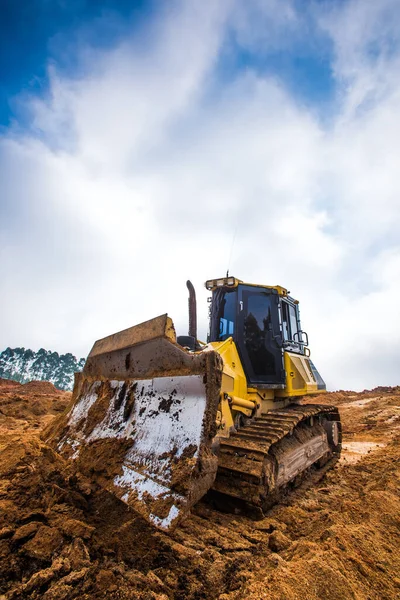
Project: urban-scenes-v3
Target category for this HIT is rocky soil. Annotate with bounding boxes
[0,377,399,599]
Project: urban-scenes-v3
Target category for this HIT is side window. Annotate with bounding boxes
[219,317,234,339]
[281,301,300,343]
[288,304,298,340]
[217,290,236,341]
[281,302,290,341]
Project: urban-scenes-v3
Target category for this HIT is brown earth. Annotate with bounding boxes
[0,380,399,599]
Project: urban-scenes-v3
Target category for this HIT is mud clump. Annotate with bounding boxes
[0,378,399,598]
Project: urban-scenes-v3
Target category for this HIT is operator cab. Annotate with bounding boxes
[207,277,308,389]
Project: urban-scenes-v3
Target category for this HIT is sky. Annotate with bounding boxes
[1,0,400,391]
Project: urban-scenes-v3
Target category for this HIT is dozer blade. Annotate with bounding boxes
[45,315,223,531]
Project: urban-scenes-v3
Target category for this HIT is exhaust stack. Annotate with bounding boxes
[186,280,197,341]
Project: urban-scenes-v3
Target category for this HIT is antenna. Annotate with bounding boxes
[226,224,238,277]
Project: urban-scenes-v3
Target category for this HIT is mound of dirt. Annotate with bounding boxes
[21,381,63,395]
[0,378,23,389]
[0,379,71,434]
[0,379,399,599]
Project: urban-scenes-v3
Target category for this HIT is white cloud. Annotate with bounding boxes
[1,0,400,390]
[318,0,400,117]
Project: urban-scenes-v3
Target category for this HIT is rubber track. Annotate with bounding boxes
[211,403,342,506]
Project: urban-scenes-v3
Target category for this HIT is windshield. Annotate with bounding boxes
[243,291,276,377]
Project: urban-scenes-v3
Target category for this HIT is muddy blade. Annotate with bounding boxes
[45,315,222,531]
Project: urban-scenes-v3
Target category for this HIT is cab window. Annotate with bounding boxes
[282,302,290,341]
[243,291,276,377]
[217,289,236,341]
[288,304,298,340]
[281,301,299,341]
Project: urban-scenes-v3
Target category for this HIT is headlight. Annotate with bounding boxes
[205,277,239,290]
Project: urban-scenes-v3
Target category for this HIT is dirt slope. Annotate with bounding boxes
[0,380,399,599]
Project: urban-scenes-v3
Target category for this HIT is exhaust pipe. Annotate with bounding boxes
[186,280,197,340]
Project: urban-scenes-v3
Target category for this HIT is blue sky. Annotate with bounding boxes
[1,0,400,390]
[0,0,151,126]
[1,0,337,128]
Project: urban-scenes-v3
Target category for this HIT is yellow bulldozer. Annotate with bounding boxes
[46,276,341,531]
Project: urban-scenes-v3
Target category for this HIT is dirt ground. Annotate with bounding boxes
[0,377,399,599]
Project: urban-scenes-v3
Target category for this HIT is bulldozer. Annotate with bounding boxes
[46,276,341,531]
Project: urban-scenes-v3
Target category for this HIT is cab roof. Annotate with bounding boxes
[205,276,292,299]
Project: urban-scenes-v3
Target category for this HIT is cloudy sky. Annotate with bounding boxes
[1,0,399,391]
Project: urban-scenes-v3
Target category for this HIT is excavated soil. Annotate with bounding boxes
[0,380,399,599]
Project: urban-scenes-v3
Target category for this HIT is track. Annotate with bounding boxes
[211,404,342,512]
